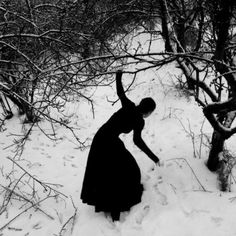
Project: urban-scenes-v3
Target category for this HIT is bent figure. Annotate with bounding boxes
[80,70,160,221]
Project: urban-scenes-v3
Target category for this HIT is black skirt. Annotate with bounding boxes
[80,126,143,214]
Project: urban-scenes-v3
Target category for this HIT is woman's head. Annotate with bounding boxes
[137,97,156,118]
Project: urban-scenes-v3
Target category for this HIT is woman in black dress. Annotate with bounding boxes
[81,70,160,221]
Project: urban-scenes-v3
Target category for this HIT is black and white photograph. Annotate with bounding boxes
[1,0,236,235]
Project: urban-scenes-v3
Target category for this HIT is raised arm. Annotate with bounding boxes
[116,70,132,107]
[133,127,160,164]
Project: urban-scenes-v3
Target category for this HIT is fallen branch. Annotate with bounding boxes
[0,172,27,215]
[6,156,68,198]
[0,184,54,220]
[0,194,57,232]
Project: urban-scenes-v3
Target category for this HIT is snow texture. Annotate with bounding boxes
[1,33,236,236]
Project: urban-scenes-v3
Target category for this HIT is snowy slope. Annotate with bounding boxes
[1,34,236,236]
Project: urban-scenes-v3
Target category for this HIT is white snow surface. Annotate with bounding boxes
[1,34,236,236]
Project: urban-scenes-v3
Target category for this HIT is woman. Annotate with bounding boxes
[81,70,160,221]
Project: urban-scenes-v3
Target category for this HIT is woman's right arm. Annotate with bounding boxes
[116,70,132,107]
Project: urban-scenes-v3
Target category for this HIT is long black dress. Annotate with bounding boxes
[80,100,144,217]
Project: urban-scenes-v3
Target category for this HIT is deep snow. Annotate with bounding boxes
[1,34,236,236]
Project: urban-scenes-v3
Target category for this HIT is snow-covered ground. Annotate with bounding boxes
[1,34,236,236]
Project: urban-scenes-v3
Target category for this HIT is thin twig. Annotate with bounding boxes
[0,195,57,232]
[0,184,54,220]
[6,157,68,198]
[166,157,207,191]
[58,197,78,236]
[0,172,27,215]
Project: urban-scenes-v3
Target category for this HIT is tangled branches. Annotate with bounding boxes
[0,157,68,232]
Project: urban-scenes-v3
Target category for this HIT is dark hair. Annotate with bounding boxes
[138,97,156,114]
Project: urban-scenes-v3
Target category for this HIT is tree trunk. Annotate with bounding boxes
[207,111,236,171]
[186,74,195,90]
[159,0,173,52]
[207,131,225,171]
[24,108,39,123]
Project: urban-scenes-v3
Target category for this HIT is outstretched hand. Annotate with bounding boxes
[156,160,161,167]
[155,158,165,167]
[157,160,164,167]
[154,156,161,167]
[148,159,163,172]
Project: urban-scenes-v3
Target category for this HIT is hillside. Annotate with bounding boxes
[1,34,236,236]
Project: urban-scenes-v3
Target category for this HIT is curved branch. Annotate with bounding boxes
[177,58,218,102]
[94,9,156,33]
[203,98,236,114]
[44,51,215,74]
[0,60,23,65]
[203,112,236,138]
[33,4,63,11]
[203,98,236,138]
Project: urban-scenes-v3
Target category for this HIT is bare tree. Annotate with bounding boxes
[157,0,236,177]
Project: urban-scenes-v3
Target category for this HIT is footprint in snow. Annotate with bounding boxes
[153,183,168,205]
[157,175,163,184]
[135,205,150,225]
[211,216,223,226]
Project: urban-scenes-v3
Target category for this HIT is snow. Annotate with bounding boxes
[1,35,236,236]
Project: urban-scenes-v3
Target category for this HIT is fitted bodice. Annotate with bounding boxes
[101,101,144,136]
